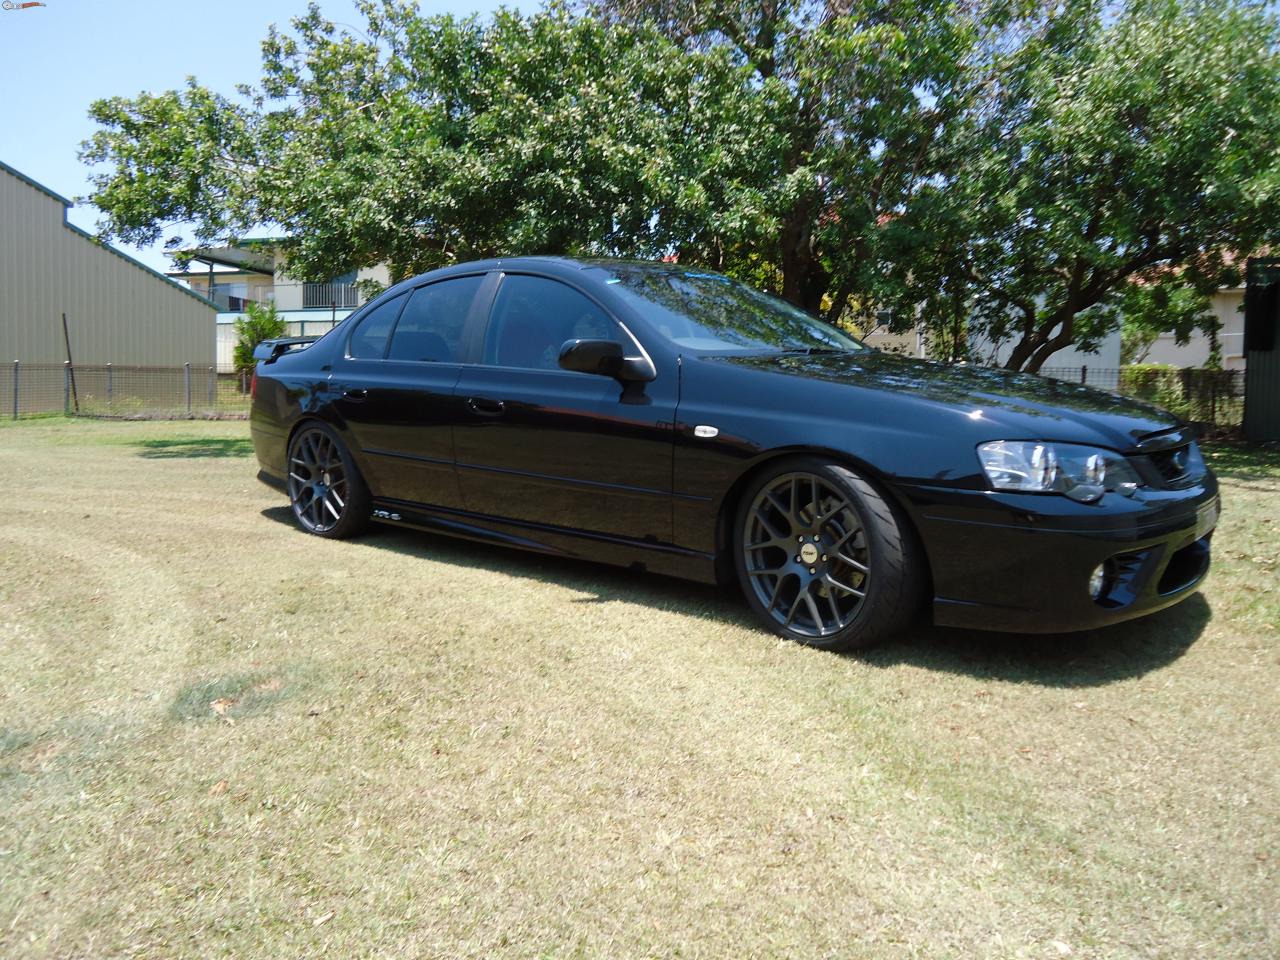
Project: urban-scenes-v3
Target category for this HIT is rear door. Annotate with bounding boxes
[330,273,490,508]
[452,272,676,543]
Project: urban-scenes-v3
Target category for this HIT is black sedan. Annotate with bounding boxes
[250,257,1218,650]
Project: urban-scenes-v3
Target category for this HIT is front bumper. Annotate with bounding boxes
[900,477,1219,634]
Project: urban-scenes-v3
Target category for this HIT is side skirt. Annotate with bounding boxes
[368,497,717,584]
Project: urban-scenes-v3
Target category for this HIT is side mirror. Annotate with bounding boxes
[558,339,626,377]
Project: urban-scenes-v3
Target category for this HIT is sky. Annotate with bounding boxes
[0,0,509,274]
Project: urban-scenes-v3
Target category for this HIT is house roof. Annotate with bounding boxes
[179,240,283,275]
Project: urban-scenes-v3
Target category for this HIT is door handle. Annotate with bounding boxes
[467,396,505,417]
[342,388,368,401]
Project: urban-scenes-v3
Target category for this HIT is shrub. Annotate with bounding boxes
[232,301,287,378]
[1121,364,1243,427]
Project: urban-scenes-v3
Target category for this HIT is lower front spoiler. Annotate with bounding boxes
[911,488,1219,635]
[932,533,1211,633]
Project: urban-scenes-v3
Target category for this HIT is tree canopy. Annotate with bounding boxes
[82,0,1280,370]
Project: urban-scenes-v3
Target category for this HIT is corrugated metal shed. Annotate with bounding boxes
[1243,258,1280,442]
[0,160,216,366]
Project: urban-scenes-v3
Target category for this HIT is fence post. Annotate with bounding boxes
[63,361,71,416]
[184,362,192,415]
[11,361,17,420]
[208,367,215,407]
[241,370,248,395]
[106,363,113,410]
[1080,365,1088,385]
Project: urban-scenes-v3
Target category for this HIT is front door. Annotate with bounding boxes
[452,272,676,543]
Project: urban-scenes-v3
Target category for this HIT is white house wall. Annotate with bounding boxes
[1142,289,1246,371]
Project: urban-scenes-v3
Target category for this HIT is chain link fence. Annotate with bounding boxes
[0,362,252,419]
[1039,366,1246,433]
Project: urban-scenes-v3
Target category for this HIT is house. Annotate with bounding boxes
[1136,285,1246,371]
[166,242,390,371]
[0,159,216,367]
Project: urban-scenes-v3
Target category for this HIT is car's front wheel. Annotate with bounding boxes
[286,422,370,539]
[734,459,923,650]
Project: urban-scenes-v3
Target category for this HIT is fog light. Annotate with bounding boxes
[1088,563,1107,600]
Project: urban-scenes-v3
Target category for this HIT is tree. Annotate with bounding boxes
[82,0,1280,372]
[893,0,1280,371]
[81,2,778,288]
[590,0,990,317]
[233,300,287,377]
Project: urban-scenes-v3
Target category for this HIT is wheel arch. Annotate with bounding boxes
[711,446,932,598]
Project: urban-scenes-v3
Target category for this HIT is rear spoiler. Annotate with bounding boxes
[252,337,319,363]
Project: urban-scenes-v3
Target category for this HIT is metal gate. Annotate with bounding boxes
[1244,257,1280,441]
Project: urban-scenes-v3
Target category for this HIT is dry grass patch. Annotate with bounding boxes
[0,418,1276,958]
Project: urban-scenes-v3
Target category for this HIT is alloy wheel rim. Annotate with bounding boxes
[743,472,870,638]
[287,429,349,533]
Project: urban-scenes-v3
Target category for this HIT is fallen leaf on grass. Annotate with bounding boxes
[208,779,228,796]
[210,697,237,718]
[253,677,283,693]
[1050,941,1073,956]
[313,911,334,927]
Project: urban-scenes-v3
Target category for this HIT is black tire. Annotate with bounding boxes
[733,458,923,651]
[285,421,371,539]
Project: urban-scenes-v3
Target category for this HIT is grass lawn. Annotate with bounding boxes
[1,418,1276,959]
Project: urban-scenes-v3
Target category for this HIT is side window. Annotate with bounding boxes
[347,294,406,359]
[483,274,619,370]
[387,275,484,363]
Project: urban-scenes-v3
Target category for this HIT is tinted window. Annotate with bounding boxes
[388,275,484,363]
[483,275,618,370]
[347,294,406,359]
[587,265,864,355]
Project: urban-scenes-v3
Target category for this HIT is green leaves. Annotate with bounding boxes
[896,0,1280,369]
[81,0,1280,370]
[232,300,288,375]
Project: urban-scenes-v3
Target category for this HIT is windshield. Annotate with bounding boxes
[592,265,866,355]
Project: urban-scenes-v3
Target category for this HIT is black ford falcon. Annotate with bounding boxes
[251,258,1217,650]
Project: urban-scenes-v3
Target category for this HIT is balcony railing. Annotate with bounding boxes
[304,282,361,309]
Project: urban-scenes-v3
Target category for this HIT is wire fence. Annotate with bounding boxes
[0,359,1249,432]
[1039,366,1246,433]
[0,362,252,420]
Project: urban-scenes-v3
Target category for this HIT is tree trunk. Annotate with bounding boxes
[779,212,828,315]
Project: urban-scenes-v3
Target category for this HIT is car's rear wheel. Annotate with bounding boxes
[734,459,923,650]
[286,422,370,539]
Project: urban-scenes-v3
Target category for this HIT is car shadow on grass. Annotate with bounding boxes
[261,506,1209,689]
[863,594,1210,688]
[137,437,255,459]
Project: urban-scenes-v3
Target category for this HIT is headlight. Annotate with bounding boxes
[977,440,1141,502]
